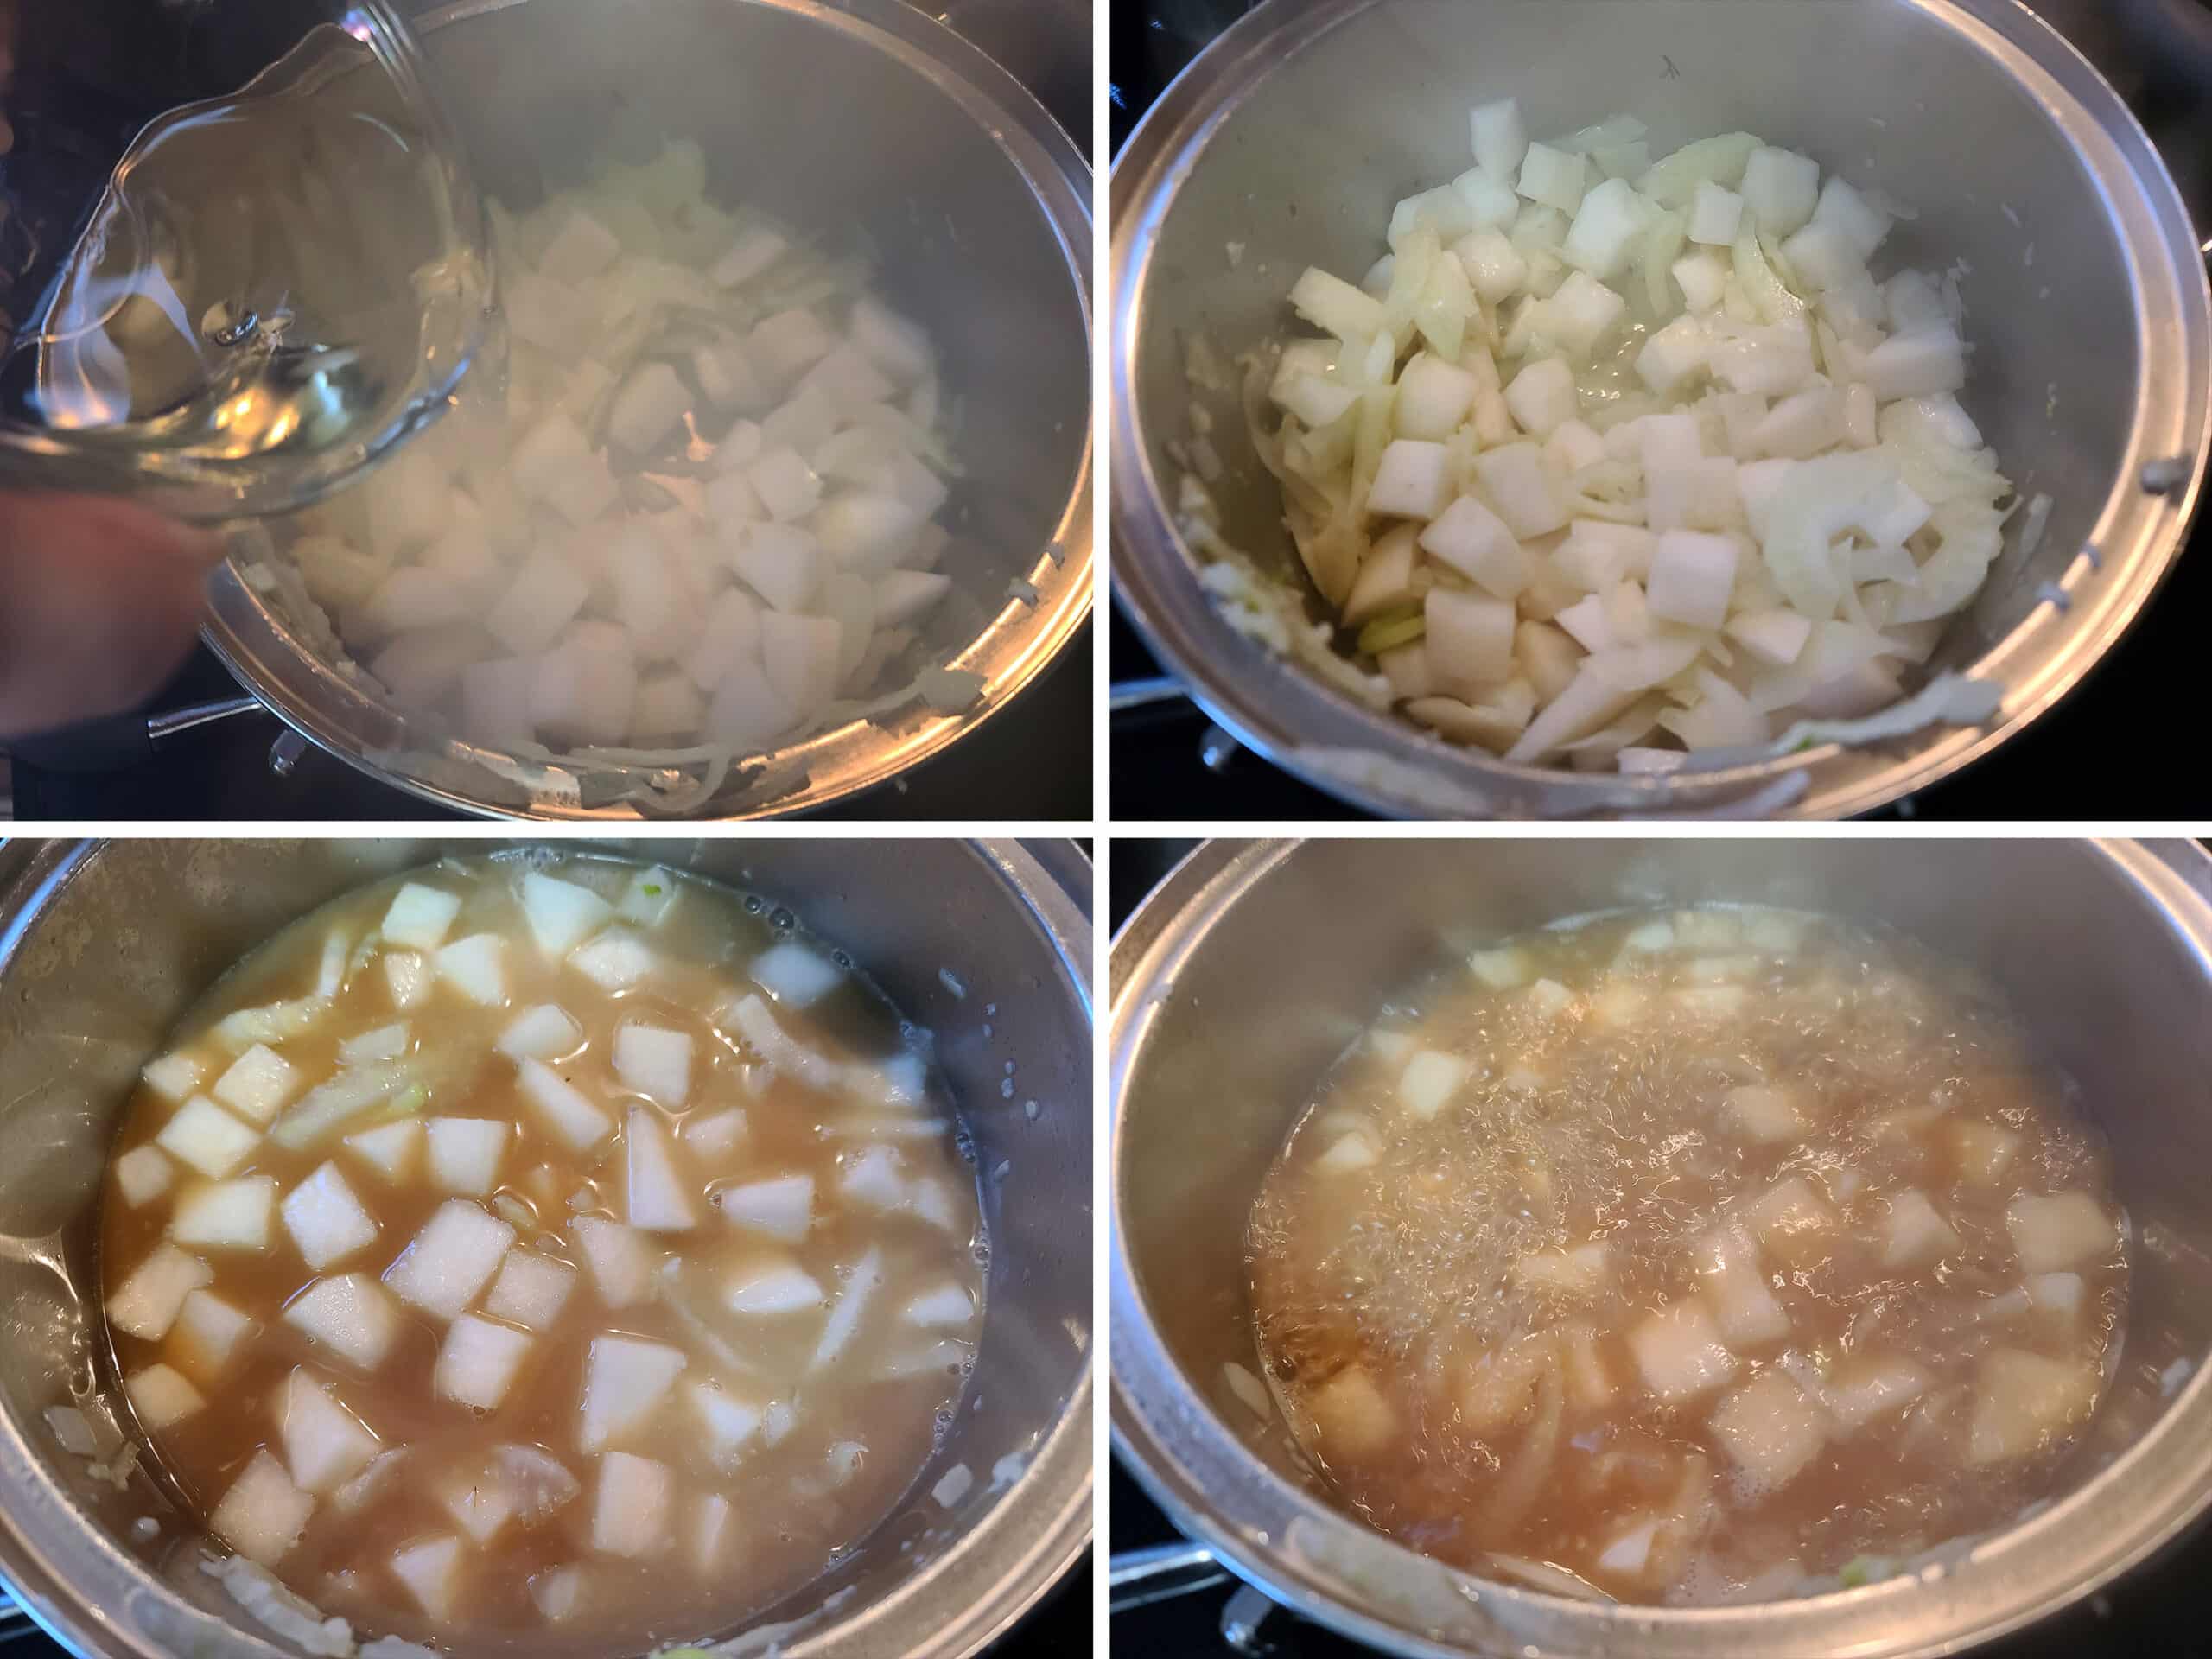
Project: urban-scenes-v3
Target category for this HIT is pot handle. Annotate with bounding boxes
[0,1586,35,1645]
[5,696,264,773]
[1109,1540,1231,1611]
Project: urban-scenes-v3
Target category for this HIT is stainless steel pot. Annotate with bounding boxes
[1111,0,2212,818]
[1112,837,2212,1656]
[0,836,1092,1659]
[207,0,1093,819]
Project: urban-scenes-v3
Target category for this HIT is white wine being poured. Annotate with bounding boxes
[0,12,493,516]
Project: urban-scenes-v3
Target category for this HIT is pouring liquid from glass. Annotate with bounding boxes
[0,10,495,521]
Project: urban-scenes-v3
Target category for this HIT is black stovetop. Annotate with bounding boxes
[1109,1,2212,823]
[1106,836,2212,1657]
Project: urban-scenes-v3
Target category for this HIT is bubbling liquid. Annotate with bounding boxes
[99,852,981,1650]
[1248,906,2126,1605]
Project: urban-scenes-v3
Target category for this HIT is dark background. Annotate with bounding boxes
[1109,0,2212,823]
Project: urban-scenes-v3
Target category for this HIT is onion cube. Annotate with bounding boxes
[1810,176,1891,258]
[529,1565,584,1622]
[712,225,788,289]
[1709,320,1816,397]
[343,1120,421,1182]
[592,1451,673,1558]
[1635,316,1709,396]
[1688,181,1745,247]
[1672,251,1729,315]
[517,1058,614,1152]
[156,1095,259,1179]
[1710,1371,1825,1490]
[683,1109,747,1159]
[1368,440,1453,520]
[873,569,950,628]
[1884,1189,1963,1268]
[141,1052,203,1103]
[171,1288,255,1382]
[1862,329,1967,400]
[1397,1050,1471,1120]
[1307,1366,1398,1457]
[1288,266,1385,342]
[2006,1192,2118,1272]
[1454,227,1528,306]
[532,623,638,747]
[813,491,927,569]
[1740,146,1820,236]
[435,934,506,1006]
[705,468,764,531]
[211,1449,315,1567]
[107,1243,212,1340]
[748,445,823,522]
[614,1025,693,1106]
[172,1175,276,1251]
[715,1173,814,1242]
[1469,96,1528,182]
[1560,177,1650,280]
[113,1145,175,1209]
[569,929,656,992]
[573,1216,656,1308]
[1726,608,1813,667]
[749,942,843,1010]
[683,589,764,698]
[284,1274,402,1370]
[1695,1228,1789,1346]
[839,1146,908,1211]
[435,1313,533,1410]
[382,950,430,1011]
[728,521,822,616]
[536,206,620,285]
[726,1258,826,1315]
[1645,531,1738,631]
[390,1535,462,1619]
[623,1108,696,1231]
[509,411,594,505]
[1503,356,1577,439]
[607,361,689,454]
[847,296,933,385]
[749,307,836,385]
[685,1379,767,1468]
[759,611,841,716]
[1385,357,1469,449]
[1516,141,1587,213]
[1628,1299,1738,1402]
[498,1003,582,1063]
[1968,1348,2100,1465]
[486,551,589,657]
[484,1251,576,1332]
[1473,442,1568,538]
[1822,1355,1930,1430]
[617,867,679,928]
[427,1118,511,1197]
[1545,271,1628,357]
[212,1045,300,1127]
[812,1247,887,1370]
[385,1200,516,1321]
[281,1163,378,1270]
[1948,1119,2020,1185]
[581,1335,686,1452]
[1424,588,1516,690]
[125,1363,205,1431]
[276,1369,380,1494]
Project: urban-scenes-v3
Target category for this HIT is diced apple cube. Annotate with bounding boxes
[281,1163,378,1270]
[1629,1299,1738,1403]
[715,1173,813,1242]
[285,1274,403,1370]
[276,1369,381,1494]
[125,1363,206,1430]
[529,1566,584,1622]
[749,943,845,1012]
[385,1200,517,1321]
[591,1451,672,1558]
[1512,1243,1610,1297]
[141,1052,203,1102]
[2007,1192,2117,1272]
[1709,1371,1825,1491]
[435,934,506,1006]
[518,871,612,957]
[617,867,679,926]
[156,1096,260,1179]
[1306,1365,1398,1457]
[211,1449,315,1566]
[840,1145,908,1211]
[613,1025,693,1106]
[1696,1228,1789,1347]
[389,1535,462,1618]
[1883,1189,1962,1268]
[572,1216,655,1308]
[686,1379,766,1468]
[484,1251,577,1332]
[172,1176,277,1252]
[170,1288,256,1382]
[580,1335,687,1452]
[1722,1084,1804,1144]
[435,1468,517,1547]
[113,1145,174,1208]
[569,930,655,991]
[1822,1354,1930,1431]
[380,882,463,951]
[213,1045,302,1126]
[497,1004,581,1063]
[426,1118,511,1197]
[683,1109,747,1160]
[1742,1175,1835,1269]
[1398,1051,1470,1120]
[517,1059,615,1154]
[383,950,430,1010]
[343,1120,422,1182]
[1967,1348,2101,1465]
[436,1313,533,1410]
[622,1107,696,1232]
[724,1259,824,1315]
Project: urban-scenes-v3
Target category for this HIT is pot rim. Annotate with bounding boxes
[204,0,1095,822]
[1109,0,2212,821]
[1109,836,2212,1659]
[0,836,1094,1659]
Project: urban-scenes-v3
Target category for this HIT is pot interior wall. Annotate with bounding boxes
[0,837,1090,1656]
[1133,0,2139,676]
[1116,839,2212,1529]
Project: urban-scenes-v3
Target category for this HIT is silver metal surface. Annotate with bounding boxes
[204,0,1094,820]
[0,837,1092,1659]
[1112,837,2212,1657]
[1111,0,2212,819]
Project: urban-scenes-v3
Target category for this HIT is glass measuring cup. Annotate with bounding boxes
[0,0,497,523]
